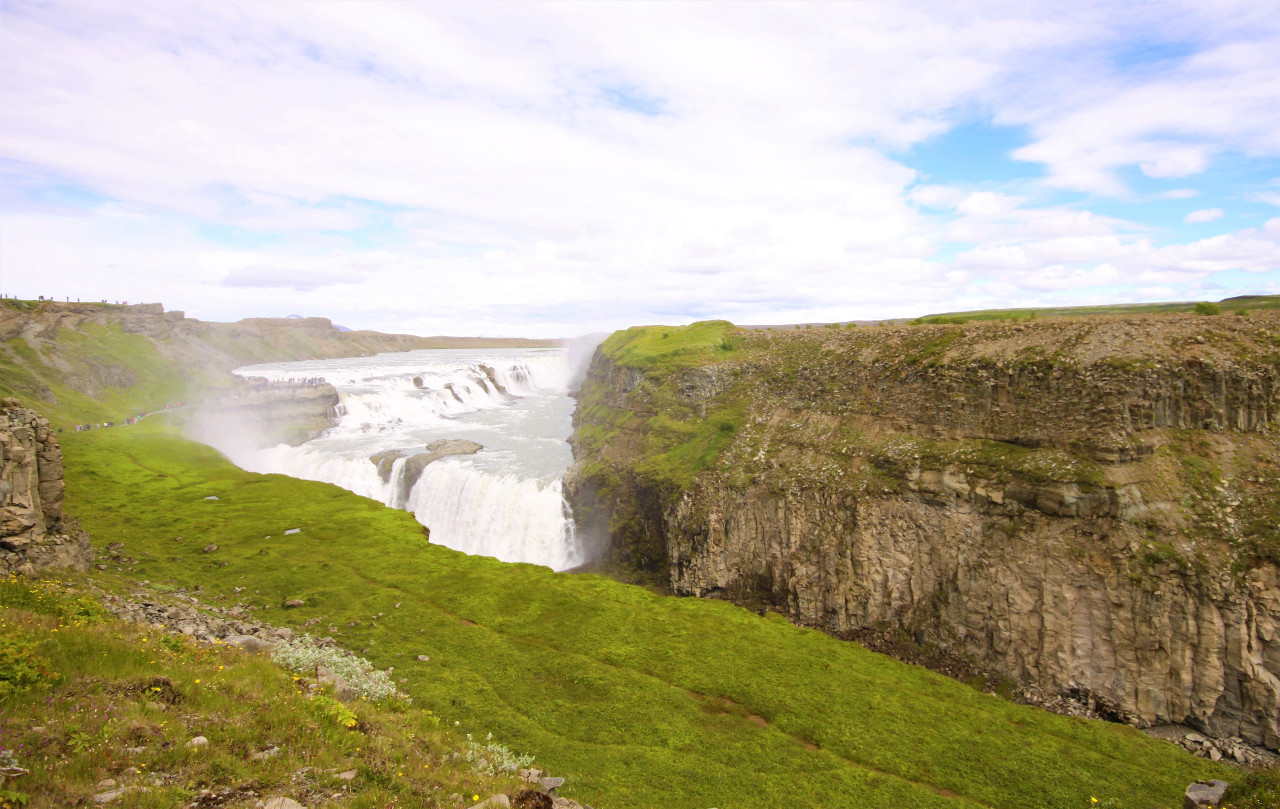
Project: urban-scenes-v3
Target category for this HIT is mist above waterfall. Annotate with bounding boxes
[222,348,587,570]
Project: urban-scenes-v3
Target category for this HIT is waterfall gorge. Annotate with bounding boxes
[224,348,586,571]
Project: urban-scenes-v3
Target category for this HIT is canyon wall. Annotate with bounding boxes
[0,398,92,575]
[184,383,343,451]
[566,313,1280,748]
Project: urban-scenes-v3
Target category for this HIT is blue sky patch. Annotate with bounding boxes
[906,121,1041,185]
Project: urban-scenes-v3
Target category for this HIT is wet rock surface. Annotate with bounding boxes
[371,439,484,494]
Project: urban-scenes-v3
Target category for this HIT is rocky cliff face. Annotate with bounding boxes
[0,398,92,575]
[566,313,1280,748]
[185,384,343,452]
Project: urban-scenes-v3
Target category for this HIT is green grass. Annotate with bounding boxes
[600,320,738,372]
[0,573,528,808]
[55,418,1232,809]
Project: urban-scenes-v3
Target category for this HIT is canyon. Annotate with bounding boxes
[565,313,1280,749]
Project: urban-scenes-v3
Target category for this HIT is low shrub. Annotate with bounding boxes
[271,634,405,702]
[465,732,535,776]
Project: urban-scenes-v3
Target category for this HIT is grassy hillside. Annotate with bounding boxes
[49,417,1235,809]
[0,318,193,426]
[0,299,557,430]
[0,573,532,808]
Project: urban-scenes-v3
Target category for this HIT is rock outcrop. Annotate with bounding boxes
[185,383,342,450]
[567,312,1280,748]
[0,398,92,575]
[370,439,484,501]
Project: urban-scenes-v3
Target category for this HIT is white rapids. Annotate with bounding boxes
[225,348,586,571]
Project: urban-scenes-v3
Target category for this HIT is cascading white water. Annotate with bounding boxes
[225,348,585,570]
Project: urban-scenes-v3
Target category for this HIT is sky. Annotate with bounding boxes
[2,1,1279,337]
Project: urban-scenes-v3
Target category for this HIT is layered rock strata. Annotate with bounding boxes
[186,384,342,449]
[0,398,92,575]
[566,313,1280,748]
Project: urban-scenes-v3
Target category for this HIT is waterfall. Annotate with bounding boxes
[228,348,585,571]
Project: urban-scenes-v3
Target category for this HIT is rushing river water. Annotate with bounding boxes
[226,348,585,570]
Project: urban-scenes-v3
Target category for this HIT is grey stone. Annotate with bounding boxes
[227,634,271,652]
[337,769,357,780]
[1184,780,1229,809]
[185,735,209,749]
[538,777,565,794]
[474,796,510,809]
[416,655,431,662]
[316,665,357,702]
[282,598,305,608]
[263,799,305,809]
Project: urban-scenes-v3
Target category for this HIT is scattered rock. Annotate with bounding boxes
[96,778,117,789]
[416,654,431,662]
[284,528,301,535]
[202,543,218,553]
[1184,780,1229,809]
[203,495,218,500]
[475,795,511,809]
[518,768,543,783]
[93,788,126,804]
[282,598,305,608]
[185,735,209,749]
[263,798,305,809]
[251,747,280,761]
[336,769,357,780]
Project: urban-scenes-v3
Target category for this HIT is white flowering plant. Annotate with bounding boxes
[270,634,407,703]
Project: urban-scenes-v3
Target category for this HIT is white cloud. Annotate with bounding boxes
[908,184,965,209]
[1185,208,1225,223]
[0,1,1277,333]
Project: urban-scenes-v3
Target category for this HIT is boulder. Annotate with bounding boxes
[1184,780,1229,809]
[227,634,271,652]
[316,665,358,702]
[537,776,564,795]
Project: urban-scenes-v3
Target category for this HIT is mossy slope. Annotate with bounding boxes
[56,419,1229,809]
